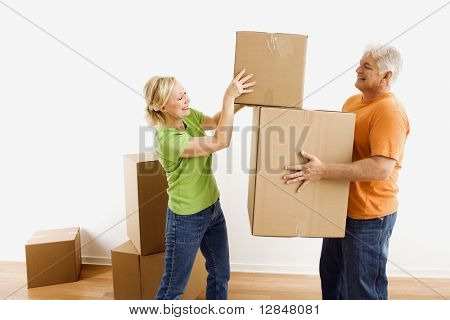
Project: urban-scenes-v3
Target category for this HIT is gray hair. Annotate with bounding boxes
[365,43,403,84]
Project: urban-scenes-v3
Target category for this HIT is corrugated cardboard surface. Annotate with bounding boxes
[25,227,81,288]
[139,252,165,300]
[111,241,142,300]
[124,153,168,256]
[234,31,308,108]
[248,107,355,237]
[112,241,207,300]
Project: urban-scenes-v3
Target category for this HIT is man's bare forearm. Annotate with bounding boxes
[323,158,388,181]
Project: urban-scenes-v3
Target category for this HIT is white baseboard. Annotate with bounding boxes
[386,268,450,279]
[82,256,112,266]
[231,263,450,279]
[80,257,450,279]
[231,263,318,275]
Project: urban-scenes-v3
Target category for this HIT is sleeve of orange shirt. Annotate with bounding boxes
[369,105,409,162]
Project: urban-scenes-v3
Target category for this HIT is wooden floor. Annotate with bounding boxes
[1,262,449,300]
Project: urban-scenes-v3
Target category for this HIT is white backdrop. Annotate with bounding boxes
[1,0,449,279]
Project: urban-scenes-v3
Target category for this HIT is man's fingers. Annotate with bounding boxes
[242,89,254,93]
[283,171,304,181]
[234,68,246,81]
[300,150,315,161]
[284,164,302,171]
[297,180,310,193]
[286,176,306,184]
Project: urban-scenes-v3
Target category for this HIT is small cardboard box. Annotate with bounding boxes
[124,153,168,256]
[248,107,355,237]
[25,227,81,288]
[111,240,207,300]
[234,31,308,108]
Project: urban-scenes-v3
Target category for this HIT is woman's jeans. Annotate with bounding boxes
[156,199,230,300]
[320,212,397,300]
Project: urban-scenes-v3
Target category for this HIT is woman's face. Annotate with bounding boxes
[162,81,191,120]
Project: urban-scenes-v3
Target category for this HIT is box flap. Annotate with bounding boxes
[26,227,80,246]
[111,240,140,255]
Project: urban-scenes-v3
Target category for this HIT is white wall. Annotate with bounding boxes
[1,0,449,278]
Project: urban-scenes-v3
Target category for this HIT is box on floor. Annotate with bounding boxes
[25,227,81,288]
[111,240,207,300]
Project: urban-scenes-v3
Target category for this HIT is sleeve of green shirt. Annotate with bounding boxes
[158,130,191,162]
[188,108,204,127]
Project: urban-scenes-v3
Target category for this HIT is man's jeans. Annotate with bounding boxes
[320,212,397,300]
[155,199,230,300]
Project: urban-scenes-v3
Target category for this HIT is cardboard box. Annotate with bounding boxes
[124,153,168,256]
[111,241,141,299]
[248,107,355,237]
[25,227,81,288]
[234,31,308,108]
[111,240,207,300]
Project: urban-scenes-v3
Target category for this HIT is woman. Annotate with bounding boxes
[143,69,254,300]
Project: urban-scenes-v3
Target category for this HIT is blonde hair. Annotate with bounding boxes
[143,76,176,128]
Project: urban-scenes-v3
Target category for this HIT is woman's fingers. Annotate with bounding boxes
[234,69,246,81]
[239,73,254,84]
[242,81,256,89]
[229,69,255,97]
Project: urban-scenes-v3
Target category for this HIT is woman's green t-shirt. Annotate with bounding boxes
[155,108,220,215]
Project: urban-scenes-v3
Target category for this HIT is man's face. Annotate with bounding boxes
[355,53,386,93]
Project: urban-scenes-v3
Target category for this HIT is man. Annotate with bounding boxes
[283,44,410,300]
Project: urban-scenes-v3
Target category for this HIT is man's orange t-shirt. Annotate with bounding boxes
[343,92,410,219]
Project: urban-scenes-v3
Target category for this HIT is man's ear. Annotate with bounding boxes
[382,71,392,85]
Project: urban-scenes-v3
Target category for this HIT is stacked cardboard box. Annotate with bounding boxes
[123,153,168,256]
[235,31,308,108]
[111,240,206,300]
[235,31,356,238]
[112,153,207,300]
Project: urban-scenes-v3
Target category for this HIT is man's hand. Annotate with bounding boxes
[283,150,325,192]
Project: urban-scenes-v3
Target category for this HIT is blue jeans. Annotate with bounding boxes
[155,199,230,300]
[320,212,397,300]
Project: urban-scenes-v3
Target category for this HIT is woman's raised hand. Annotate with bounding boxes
[225,69,255,99]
